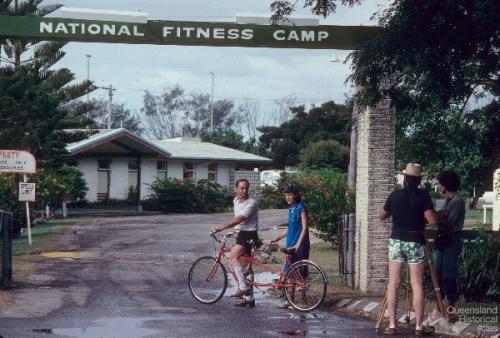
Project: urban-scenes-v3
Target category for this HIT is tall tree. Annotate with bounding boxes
[270,0,361,21]
[84,98,143,133]
[259,100,352,168]
[272,0,500,194]
[1,0,62,66]
[0,43,94,167]
[271,94,298,126]
[299,139,349,170]
[140,84,240,139]
[346,0,499,195]
[201,128,259,154]
[0,0,94,168]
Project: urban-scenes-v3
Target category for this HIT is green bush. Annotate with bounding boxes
[298,169,354,245]
[299,139,349,170]
[147,178,233,213]
[34,166,88,208]
[459,230,499,302]
[258,184,287,209]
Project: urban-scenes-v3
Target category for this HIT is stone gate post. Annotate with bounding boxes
[354,96,395,293]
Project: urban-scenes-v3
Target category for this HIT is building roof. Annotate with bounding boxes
[66,129,271,163]
[66,129,171,157]
[151,138,271,163]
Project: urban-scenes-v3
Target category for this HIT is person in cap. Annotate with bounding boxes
[379,163,438,336]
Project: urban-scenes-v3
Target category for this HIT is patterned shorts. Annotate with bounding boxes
[388,239,425,264]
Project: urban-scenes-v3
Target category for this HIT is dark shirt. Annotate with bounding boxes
[442,193,465,232]
[383,186,434,244]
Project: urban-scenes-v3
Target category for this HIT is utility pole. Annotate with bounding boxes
[210,72,214,133]
[86,54,91,104]
[100,85,116,129]
[14,0,20,67]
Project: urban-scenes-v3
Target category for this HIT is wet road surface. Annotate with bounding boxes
[0,210,420,337]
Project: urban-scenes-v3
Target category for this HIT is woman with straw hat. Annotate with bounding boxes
[379,163,438,336]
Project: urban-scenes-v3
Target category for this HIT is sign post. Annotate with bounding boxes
[0,150,36,245]
[19,178,36,245]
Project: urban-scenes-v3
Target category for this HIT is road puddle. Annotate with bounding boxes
[278,330,308,336]
[33,317,158,338]
[226,271,278,300]
[32,329,53,334]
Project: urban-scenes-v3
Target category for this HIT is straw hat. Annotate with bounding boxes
[402,163,426,177]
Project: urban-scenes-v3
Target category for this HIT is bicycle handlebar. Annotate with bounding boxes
[209,231,235,243]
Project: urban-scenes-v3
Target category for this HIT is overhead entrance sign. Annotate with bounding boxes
[0,15,380,50]
[0,150,36,174]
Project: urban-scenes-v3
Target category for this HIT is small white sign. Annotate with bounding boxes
[19,182,36,202]
[0,150,36,174]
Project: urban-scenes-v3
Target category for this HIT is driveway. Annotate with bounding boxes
[0,210,416,337]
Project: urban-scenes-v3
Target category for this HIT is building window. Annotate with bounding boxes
[128,159,138,189]
[157,161,167,178]
[66,160,78,167]
[183,162,194,180]
[128,159,139,171]
[208,163,217,182]
[98,159,111,170]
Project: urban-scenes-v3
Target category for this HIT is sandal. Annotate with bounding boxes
[383,327,397,335]
[423,311,442,327]
[230,289,251,298]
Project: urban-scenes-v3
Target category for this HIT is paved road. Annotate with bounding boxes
[0,210,416,338]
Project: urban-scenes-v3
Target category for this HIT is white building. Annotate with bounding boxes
[66,129,271,202]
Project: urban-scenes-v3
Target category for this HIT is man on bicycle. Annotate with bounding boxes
[210,178,259,307]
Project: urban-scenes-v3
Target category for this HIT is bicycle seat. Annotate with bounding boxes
[280,247,293,255]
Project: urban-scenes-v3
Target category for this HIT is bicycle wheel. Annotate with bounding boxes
[284,260,328,312]
[188,256,227,304]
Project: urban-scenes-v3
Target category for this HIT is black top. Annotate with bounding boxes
[383,186,434,244]
[442,193,465,232]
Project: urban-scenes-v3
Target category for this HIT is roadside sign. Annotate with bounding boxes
[19,182,36,202]
[0,150,36,174]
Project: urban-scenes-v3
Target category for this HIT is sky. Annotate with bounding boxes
[17,0,389,123]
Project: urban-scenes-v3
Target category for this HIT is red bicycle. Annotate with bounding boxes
[188,231,328,312]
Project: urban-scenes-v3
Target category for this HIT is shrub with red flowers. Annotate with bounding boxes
[299,169,354,245]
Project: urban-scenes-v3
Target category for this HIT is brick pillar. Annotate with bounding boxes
[354,96,395,293]
[493,169,500,231]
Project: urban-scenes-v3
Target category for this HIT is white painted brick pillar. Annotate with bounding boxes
[493,169,500,231]
[354,96,395,293]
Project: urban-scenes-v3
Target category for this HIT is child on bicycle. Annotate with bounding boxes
[270,186,310,309]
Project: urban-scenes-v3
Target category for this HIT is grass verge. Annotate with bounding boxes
[309,241,384,308]
[11,217,86,279]
[1,217,85,305]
